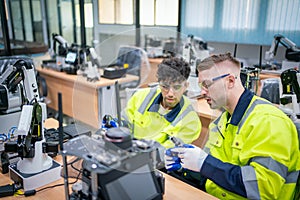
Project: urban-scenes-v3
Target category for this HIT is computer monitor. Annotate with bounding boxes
[65,51,77,64]
[105,165,161,200]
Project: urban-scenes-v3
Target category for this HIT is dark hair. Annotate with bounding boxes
[156,57,190,83]
[197,52,241,71]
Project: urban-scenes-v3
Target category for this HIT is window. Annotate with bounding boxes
[266,0,300,31]
[185,0,214,28]
[98,0,133,24]
[98,0,178,26]
[222,0,259,30]
[181,0,300,45]
[140,0,178,26]
[75,3,93,28]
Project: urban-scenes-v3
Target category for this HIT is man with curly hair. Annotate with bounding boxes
[122,57,201,148]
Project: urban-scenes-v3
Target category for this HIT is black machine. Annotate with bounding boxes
[265,34,300,63]
[279,68,300,115]
[63,127,165,200]
[45,33,86,74]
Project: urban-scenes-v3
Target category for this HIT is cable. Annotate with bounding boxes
[15,158,83,197]
[36,171,82,193]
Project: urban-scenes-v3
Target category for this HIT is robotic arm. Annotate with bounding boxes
[79,47,101,82]
[0,59,39,114]
[0,59,57,174]
[265,34,300,63]
[182,34,210,77]
[182,34,209,64]
[279,69,300,115]
[49,33,69,59]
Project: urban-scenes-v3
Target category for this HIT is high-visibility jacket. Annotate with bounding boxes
[122,87,201,148]
[201,89,300,199]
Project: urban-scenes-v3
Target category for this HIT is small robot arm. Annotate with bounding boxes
[49,33,68,58]
[1,59,56,174]
[79,47,101,82]
[265,34,300,63]
[280,69,300,115]
[0,59,39,114]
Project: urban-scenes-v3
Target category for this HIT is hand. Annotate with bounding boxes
[164,144,194,171]
[164,148,182,171]
[102,115,118,129]
[175,145,208,172]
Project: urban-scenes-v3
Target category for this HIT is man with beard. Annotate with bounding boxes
[165,53,300,199]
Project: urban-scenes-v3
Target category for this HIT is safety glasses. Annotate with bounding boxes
[198,73,230,90]
[159,81,186,93]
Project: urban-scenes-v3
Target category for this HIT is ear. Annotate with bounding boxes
[228,74,236,89]
[182,82,189,93]
[185,82,190,88]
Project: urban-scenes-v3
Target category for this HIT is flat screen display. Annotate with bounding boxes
[65,52,77,63]
[105,165,158,200]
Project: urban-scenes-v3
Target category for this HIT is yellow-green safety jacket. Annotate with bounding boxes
[122,87,201,148]
[200,89,300,199]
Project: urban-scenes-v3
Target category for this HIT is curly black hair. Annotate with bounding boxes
[156,57,190,83]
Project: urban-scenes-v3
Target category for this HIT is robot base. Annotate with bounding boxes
[9,160,61,191]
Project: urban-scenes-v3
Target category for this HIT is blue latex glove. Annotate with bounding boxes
[165,148,182,171]
[164,144,194,171]
[172,144,208,172]
[101,115,118,129]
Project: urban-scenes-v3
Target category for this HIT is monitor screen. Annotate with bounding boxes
[105,165,159,200]
[65,52,77,64]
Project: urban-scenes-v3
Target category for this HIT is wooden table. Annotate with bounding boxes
[0,170,218,200]
[0,118,218,200]
[37,67,138,128]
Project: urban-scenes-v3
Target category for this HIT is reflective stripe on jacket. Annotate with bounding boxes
[204,95,300,199]
[123,87,201,148]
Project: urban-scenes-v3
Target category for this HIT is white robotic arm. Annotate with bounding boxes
[0,59,39,114]
[79,47,101,82]
[265,34,300,63]
[1,59,53,173]
[49,33,68,58]
[10,102,53,174]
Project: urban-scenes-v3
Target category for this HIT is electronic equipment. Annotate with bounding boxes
[0,57,61,191]
[0,57,39,135]
[279,68,300,116]
[44,123,92,143]
[265,34,300,71]
[63,128,165,200]
[49,33,69,70]
[182,34,210,77]
[102,66,127,79]
[240,66,260,94]
[82,47,101,82]
[47,33,87,75]
[4,101,61,191]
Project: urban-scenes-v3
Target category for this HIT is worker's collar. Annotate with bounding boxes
[229,89,254,126]
[148,93,184,122]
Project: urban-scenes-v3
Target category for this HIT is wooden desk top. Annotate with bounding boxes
[148,58,164,64]
[259,72,280,79]
[0,170,218,200]
[37,67,139,89]
[0,118,218,200]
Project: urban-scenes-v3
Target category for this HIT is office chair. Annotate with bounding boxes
[115,45,150,90]
[260,78,280,104]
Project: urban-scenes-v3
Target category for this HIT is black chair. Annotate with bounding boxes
[260,78,280,104]
[114,45,150,90]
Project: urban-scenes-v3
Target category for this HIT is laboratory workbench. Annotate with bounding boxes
[0,118,219,200]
